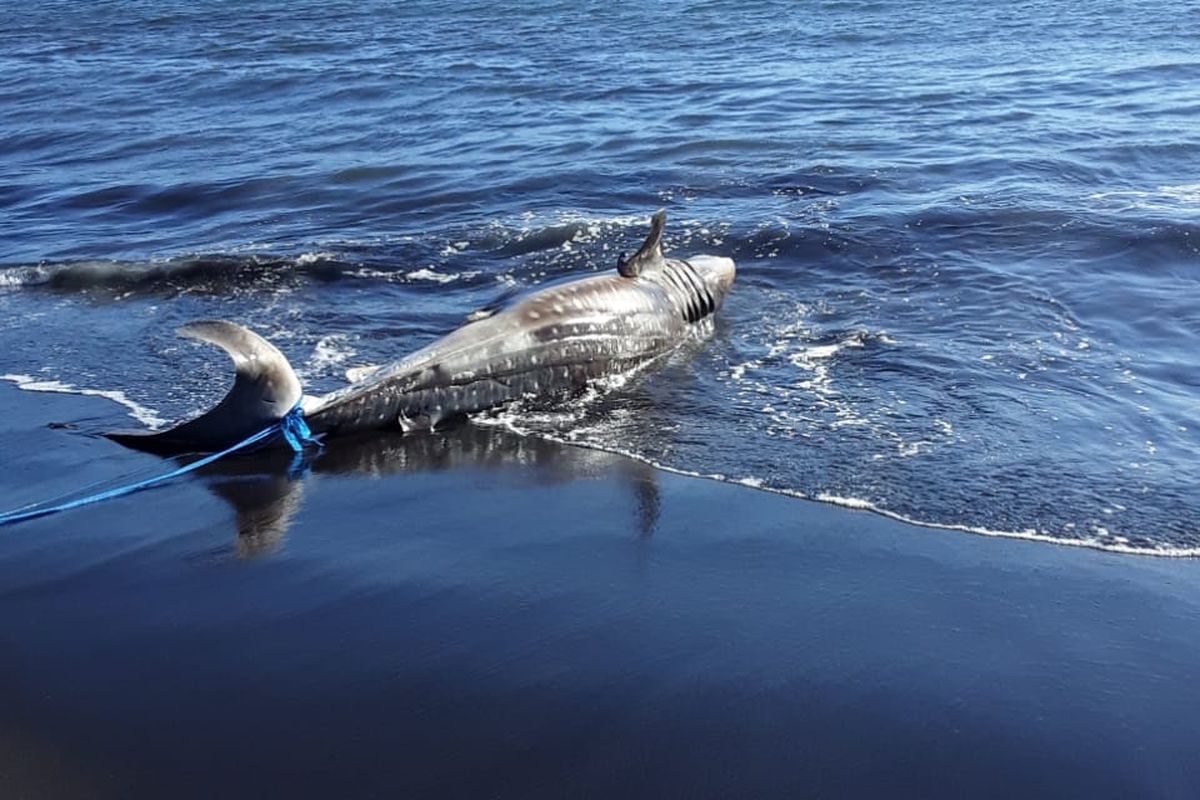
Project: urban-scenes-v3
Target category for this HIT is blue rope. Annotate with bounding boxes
[0,405,320,527]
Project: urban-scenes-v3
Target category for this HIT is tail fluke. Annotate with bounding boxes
[107,320,302,455]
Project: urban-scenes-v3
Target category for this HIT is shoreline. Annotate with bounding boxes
[4,374,1187,559]
[512,431,1195,558]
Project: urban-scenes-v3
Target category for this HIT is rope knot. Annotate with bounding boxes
[279,405,319,453]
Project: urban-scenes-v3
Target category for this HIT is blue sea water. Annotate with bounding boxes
[1,0,1197,553]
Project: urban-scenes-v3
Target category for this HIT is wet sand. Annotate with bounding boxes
[2,382,1199,799]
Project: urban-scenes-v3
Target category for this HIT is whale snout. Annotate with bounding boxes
[689,255,736,307]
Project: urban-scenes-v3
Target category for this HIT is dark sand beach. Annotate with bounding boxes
[2,382,1199,799]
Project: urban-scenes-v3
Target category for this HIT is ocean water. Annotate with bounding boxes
[1,0,1197,554]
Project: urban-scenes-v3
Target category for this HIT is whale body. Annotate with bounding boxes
[109,211,736,454]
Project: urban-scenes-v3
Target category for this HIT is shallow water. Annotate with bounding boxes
[2,0,1197,553]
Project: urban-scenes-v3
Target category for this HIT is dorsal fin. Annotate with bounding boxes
[618,210,667,278]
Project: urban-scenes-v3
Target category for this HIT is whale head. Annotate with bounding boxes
[618,211,736,322]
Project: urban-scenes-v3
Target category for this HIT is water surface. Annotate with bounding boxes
[2,0,1198,552]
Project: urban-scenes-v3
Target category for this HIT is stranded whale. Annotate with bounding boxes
[108,211,736,454]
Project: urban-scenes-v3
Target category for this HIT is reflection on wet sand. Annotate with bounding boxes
[205,474,306,559]
[193,423,660,556]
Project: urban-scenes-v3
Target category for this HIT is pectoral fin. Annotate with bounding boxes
[345,364,381,383]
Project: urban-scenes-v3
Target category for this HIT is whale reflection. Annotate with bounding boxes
[190,423,660,557]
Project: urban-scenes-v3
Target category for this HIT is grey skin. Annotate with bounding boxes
[108,211,736,455]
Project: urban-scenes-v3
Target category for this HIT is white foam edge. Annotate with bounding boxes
[486,209,726,254]
[475,416,1198,559]
[1,373,167,430]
